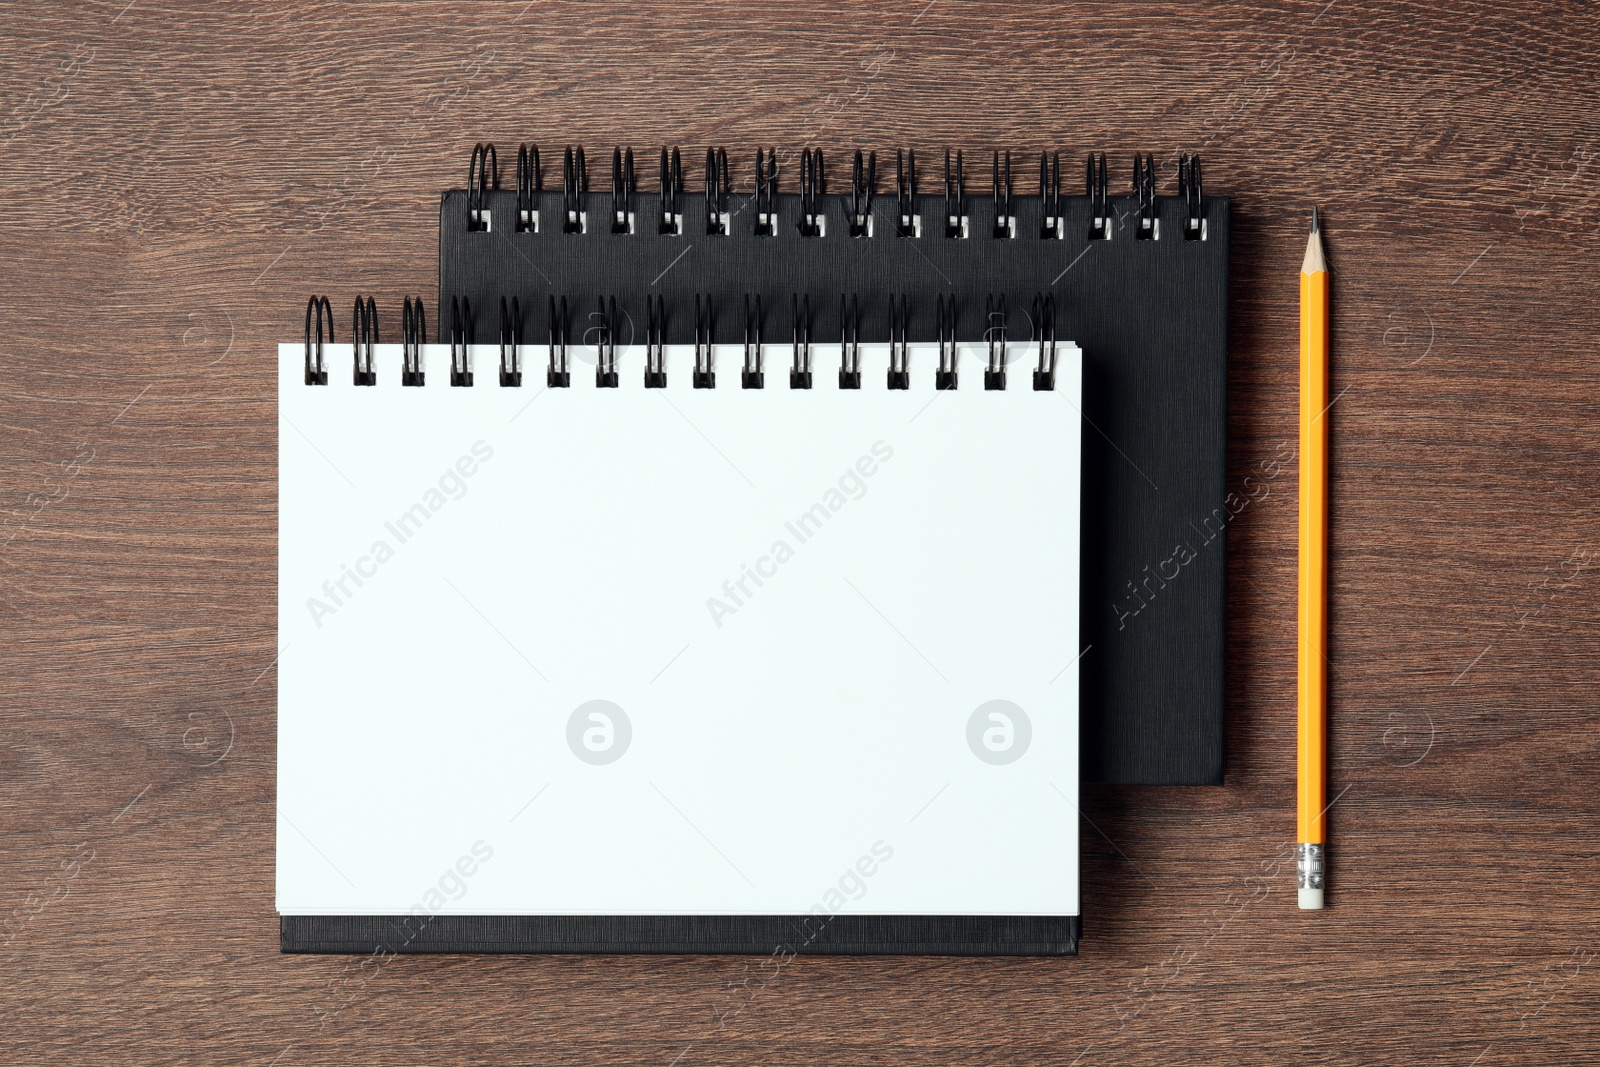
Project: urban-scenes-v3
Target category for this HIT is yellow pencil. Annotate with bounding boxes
[1297,210,1329,910]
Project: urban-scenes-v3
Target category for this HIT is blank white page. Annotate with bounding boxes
[277,340,1081,917]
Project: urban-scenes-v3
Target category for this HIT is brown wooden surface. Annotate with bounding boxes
[3,1,1598,1062]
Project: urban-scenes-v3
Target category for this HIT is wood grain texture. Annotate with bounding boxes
[2,1,1597,1063]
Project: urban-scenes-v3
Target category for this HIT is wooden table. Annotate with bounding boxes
[4,2,1596,1062]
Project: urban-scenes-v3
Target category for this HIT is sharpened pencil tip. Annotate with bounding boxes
[1302,216,1327,274]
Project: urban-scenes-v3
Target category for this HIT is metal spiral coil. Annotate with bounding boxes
[754,148,778,236]
[799,148,824,237]
[304,295,332,385]
[984,293,1007,390]
[659,146,683,234]
[887,294,910,390]
[1032,292,1057,391]
[742,294,764,389]
[944,149,966,238]
[516,143,541,232]
[563,145,587,234]
[849,150,876,237]
[468,143,498,231]
[693,294,715,388]
[790,293,812,390]
[352,296,377,386]
[499,295,522,387]
[1087,152,1109,240]
[402,297,425,387]
[838,292,861,389]
[1134,153,1157,240]
[611,147,634,234]
[936,293,958,390]
[1179,153,1205,240]
[547,294,570,387]
[595,295,618,387]
[992,150,1013,238]
[705,147,730,235]
[644,294,667,388]
[449,296,474,386]
[896,149,917,237]
[1039,152,1062,238]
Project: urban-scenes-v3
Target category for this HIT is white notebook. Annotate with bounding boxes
[276,340,1082,952]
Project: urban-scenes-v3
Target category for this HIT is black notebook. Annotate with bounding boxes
[436,145,1229,787]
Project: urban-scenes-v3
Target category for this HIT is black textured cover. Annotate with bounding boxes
[437,184,1230,788]
[281,914,1079,956]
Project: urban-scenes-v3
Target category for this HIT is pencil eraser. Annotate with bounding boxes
[1298,886,1324,910]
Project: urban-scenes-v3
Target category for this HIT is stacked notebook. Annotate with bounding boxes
[275,145,1229,956]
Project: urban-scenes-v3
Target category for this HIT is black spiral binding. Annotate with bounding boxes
[896,149,918,237]
[547,295,570,387]
[693,295,715,388]
[659,146,683,235]
[705,147,730,235]
[468,143,497,231]
[799,148,824,237]
[611,147,634,234]
[304,295,332,385]
[644,293,667,388]
[472,141,1206,247]
[499,295,522,386]
[838,293,862,389]
[1039,152,1062,239]
[992,150,1014,238]
[742,294,764,389]
[1134,153,1157,240]
[595,296,618,387]
[936,294,957,389]
[887,294,909,390]
[1087,152,1109,240]
[790,293,812,389]
[450,296,474,386]
[352,296,377,386]
[1032,292,1057,391]
[754,148,778,236]
[563,146,587,234]
[944,149,966,238]
[1179,153,1205,240]
[849,150,875,237]
[516,144,541,232]
[428,144,1219,396]
[984,294,1007,390]
[402,297,425,387]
